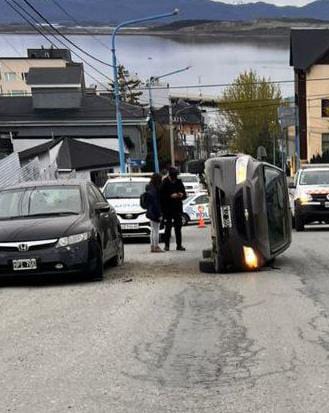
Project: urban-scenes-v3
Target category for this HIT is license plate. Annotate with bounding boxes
[220,205,232,228]
[12,258,37,271]
[121,224,138,230]
[325,202,329,208]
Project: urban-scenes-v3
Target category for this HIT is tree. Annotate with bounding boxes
[110,65,143,105]
[219,70,282,162]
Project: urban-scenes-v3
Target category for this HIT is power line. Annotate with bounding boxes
[50,0,112,53]
[4,0,112,89]
[21,0,114,68]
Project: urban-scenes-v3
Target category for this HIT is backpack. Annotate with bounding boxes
[140,192,149,209]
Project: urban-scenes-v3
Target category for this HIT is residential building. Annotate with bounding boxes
[0,47,71,96]
[19,137,120,186]
[290,29,329,162]
[0,65,148,168]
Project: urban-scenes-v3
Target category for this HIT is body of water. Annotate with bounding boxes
[0,34,294,102]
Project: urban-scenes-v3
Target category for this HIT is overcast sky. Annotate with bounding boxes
[216,0,313,6]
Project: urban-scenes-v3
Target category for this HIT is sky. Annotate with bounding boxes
[215,0,314,6]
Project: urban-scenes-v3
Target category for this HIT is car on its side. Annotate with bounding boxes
[290,165,329,231]
[179,173,203,196]
[182,192,210,225]
[0,181,124,279]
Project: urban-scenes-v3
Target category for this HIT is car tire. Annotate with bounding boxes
[90,241,104,281]
[110,235,124,267]
[295,213,305,232]
[291,214,295,229]
[182,213,189,226]
[199,259,215,273]
[202,249,212,259]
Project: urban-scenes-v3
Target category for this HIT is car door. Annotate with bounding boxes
[87,184,113,260]
[192,194,209,220]
[90,184,118,259]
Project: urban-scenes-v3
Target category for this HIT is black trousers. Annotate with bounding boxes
[163,214,182,248]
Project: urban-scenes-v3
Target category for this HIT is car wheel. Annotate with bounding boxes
[90,241,104,281]
[182,213,189,226]
[295,213,305,232]
[199,259,215,273]
[110,235,124,267]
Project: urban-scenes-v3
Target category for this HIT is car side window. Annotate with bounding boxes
[87,186,98,210]
[91,185,107,203]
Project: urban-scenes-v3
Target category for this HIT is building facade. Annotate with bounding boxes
[290,29,329,162]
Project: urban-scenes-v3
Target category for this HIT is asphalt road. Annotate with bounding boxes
[1,225,329,412]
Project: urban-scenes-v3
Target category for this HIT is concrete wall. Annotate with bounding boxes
[306,64,329,160]
[0,59,66,95]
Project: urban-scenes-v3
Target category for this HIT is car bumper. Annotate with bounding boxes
[296,203,329,221]
[0,240,91,276]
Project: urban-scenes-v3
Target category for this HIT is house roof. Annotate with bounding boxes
[290,29,329,71]
[26,65,83,86]
[0,94,146,123]
[154,101,202,125]
[19,137,120,170]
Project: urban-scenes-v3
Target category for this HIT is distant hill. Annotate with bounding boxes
[3,0,329,25]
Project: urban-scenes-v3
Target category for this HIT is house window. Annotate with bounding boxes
[4,72,17,82]
[322,134,329,153]
[322,99,329,117]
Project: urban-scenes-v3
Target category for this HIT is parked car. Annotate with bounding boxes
[103,175,165,239]
[0,181,124,279]
[179,173,203,196]
[290,165,329,231]
[182,192,210,225]
[199,155,292,273]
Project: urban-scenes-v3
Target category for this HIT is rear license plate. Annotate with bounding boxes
[121,224,138,230]
[325,202,329,208]
[12,258,37,271]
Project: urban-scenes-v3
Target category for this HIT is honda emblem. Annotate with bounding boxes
[18,243,29,252]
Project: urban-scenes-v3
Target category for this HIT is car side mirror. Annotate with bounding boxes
[288,182,296,189]
[95,202,110,213]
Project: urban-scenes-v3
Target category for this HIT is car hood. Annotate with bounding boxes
[107,198,145,214]
[0,215,84,242]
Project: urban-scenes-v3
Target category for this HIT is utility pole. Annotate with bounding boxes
[148,79,160,173]
[169,100,175,167]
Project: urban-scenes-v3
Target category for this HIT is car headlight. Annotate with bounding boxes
[298,193,312,205]
[243,246,259,270]
[56,232,91,248]
[236,156,249,185]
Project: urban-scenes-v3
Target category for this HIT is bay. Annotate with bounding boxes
[0,34,294,101]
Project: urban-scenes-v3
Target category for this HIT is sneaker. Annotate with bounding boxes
[176,246,186,251]
[154,246,165,253]
[164,246,170,251]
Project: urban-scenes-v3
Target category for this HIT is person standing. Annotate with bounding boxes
[160,167,187,251]
[146,173,164,253]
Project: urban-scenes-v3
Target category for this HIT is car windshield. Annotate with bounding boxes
[180,175,198,183]
[300,170,329,185]
[0,186,82,220]
[103,181,147,199]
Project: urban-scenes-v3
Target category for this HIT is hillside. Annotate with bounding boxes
[3,0,329,25]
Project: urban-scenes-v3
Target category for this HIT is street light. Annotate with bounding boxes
[148,66,191,172]
[111,9,179,174]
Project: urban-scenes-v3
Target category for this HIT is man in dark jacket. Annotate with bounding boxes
[160,167,187,251]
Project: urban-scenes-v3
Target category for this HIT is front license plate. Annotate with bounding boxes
[12,258,37,271]
[220,205,232,228]
[325,202,329,208]
[121,224,138,230]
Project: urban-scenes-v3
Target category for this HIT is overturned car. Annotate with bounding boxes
[200,155,292,273]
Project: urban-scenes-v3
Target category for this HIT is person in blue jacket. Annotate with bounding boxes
[146,173,164,253]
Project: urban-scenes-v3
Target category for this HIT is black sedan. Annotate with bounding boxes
[0,180,124,280]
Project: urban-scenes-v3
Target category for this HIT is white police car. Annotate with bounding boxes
[182,192,210,225]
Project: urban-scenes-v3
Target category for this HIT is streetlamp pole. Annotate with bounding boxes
[111,10,179,174]
[147,66,191,172]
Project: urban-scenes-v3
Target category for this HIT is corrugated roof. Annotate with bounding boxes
[290,29,329,70]
[0,95,146,122]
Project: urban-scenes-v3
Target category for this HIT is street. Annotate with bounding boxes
[1,226,329,412]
